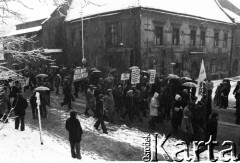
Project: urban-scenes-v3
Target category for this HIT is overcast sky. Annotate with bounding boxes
[0,0,56,35]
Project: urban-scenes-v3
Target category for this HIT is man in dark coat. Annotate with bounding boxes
[65,110,83,159]
[61,80,72,110]
[94,94,108,134]
[13,91,28,131]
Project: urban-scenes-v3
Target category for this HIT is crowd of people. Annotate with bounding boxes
[0,63,240,160]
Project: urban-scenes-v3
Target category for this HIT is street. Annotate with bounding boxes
[20,88,240,161]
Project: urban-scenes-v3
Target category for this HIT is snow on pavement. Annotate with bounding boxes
[0,120,104,163]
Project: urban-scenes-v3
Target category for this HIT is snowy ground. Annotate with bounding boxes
[0,120,104,163]
[0,76,238,162]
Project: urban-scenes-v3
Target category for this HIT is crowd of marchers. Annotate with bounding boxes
[0,64,240,160]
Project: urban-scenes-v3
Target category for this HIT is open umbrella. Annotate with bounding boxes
[50,65,59,68]
[166,74,180,79]
[34,86,50,91]
[181,77,192,81]
[129,66,139,70]
[92,70,101,73]
[36,74,48,78]
[109,69,117,73]
[182,82,197,87]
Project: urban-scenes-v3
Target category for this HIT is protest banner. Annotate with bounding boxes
[73,67,88,82]
[131,68,140,85]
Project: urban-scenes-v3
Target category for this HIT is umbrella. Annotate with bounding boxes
[34,86,50,91]
[91,67,98,71]
[109,69,117,73]
[166,74,180,79]
[93,70,101,73]
[182,82,197,87]
[36,74,48,78]
[181,77,192,81]
[141,70,147,73]
[129,66,139,70]
[50,65,59,68]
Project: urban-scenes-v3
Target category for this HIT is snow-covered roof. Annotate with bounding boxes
[65,0,233,24]
[3,26,42,37]
[43,49,63,53]
[223,8,240,23]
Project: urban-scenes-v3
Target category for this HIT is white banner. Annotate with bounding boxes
[73,67,88,82]
[149,70,156,84]
[131,68,140,85]
[196,60,207,103]
[121,73,130,81]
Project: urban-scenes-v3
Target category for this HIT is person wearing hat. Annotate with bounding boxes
[171,94,183,133]
[85,85,96,116]
[13,90,28,131]
[65,110,83,159]
[94,94,108,134]
[54,74,61,95]
[113,84,123,115]
[121,89,134,123]
[104,89,115,123]
[61,79,72,111]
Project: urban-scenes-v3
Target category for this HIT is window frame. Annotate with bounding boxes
[172,28,180,46]
[155,26,164,46]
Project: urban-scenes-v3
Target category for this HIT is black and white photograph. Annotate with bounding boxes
[0,0,240,162]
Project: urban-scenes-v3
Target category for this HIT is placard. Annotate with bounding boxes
[131,68,140,84]
[73,67,88,82]
[149,70,156,84]
[121,73,130,81]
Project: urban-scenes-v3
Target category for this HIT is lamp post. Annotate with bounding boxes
[81,0,86,66]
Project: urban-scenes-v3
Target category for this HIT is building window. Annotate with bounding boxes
[106,23,118,46]
[214,32,219,47]
[172,28,179,45]
[190,30,196,46]
[222,58,227,71]
[155,26,163,46]
[71,30,76,47]
[200,31,206,46]
[223,33,228,47]
[211,59,217,73]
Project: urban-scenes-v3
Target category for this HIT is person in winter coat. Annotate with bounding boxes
[121,90,134,123]
[61,80,72,111]
[55,74,61,95]
[65,110,83,159]
[171,94,183,133]
[104,89,115,123]
[94,94,108,134]
[196,113,219,161]
[148,92,159,129]
[181,101,194,146]
[0,88,9,119]
[113,84,124,115]
[13,91,28,131]
[233,81,240,116]
[84,85,96,115]
[220,82,230,109]
[30,92,37,119]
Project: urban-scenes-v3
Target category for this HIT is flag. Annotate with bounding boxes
[195,60,207,103]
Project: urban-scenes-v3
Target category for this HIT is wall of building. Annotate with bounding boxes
[65,8,141,74]
[140,9,233,79]
[16,19,46,30]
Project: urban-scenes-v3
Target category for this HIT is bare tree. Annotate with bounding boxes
[0,35,54,62]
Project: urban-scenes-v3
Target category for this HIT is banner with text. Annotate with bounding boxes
[131,68,140,85]
[121,73,130,81]
[73,67,88,82]
[149,70,156,84]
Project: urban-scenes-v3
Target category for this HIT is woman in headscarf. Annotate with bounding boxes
[148,92,159,129]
